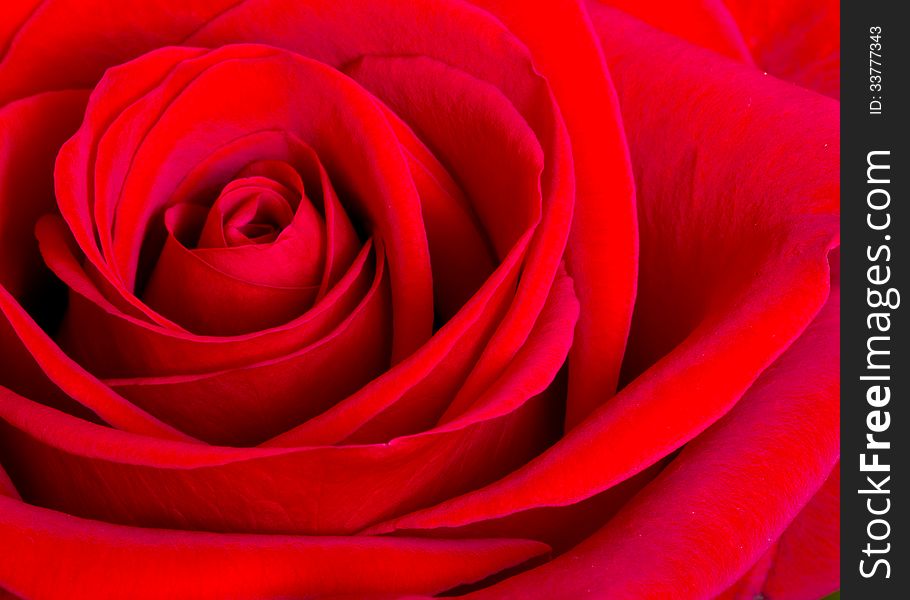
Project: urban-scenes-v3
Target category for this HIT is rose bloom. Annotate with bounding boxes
[0,0,838,598]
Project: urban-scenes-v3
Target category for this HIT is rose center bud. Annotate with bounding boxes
[140,159,332,336]
[202,182,296,248]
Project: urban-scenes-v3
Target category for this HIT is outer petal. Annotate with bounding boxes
[0,0,240,104]
[468,272,838,599]
[0,494,548,600]
[0,285,196,441]
[722,0,839,97]
[716,546,778,600]
[0,269,576,534]
[761,464,840,599]
[0,90,86,305]
[593,0,753,62]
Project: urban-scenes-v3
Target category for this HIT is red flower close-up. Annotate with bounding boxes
[0,1,839,598]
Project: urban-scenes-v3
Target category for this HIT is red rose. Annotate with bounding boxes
[0,1,838,598]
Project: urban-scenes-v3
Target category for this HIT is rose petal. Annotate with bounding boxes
[141,226,320,336]
[347,55,542,261]
[467,0,639,428]
[189,0,579,385]
[722,0,840,97]
[0,494,548,599]
[264,242,524,446]
[714,545,777,599]
[716,466,839,599]
[593,0,753,62]
[0,0,240,103]
[38,215,373,378]
[0,90,86,306]
[0,285,194,441]
[368,5,837,538]
[56,44,433,359]
[0,379,553,534]
[0,271,576,531]
[106,246,390,445]
[196,175,298,249]
[10,0,580,405]
[465,276,838,598]
[761,463,840,599]
[53,45,208,330]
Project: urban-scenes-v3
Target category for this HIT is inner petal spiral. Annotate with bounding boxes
[200,177,296,247]
[140,155,336,336]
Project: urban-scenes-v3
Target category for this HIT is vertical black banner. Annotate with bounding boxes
[842,1,908,597]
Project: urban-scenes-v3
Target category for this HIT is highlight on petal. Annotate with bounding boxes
[467,0,638,430]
